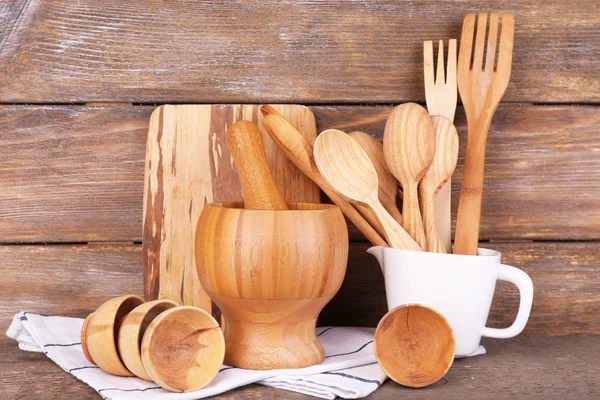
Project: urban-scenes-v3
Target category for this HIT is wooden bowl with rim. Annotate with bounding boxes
[195,201,348,370]
[141,306,225,392]
[374,304,455,388]
[117,299,179,380]
[83,294,144,376]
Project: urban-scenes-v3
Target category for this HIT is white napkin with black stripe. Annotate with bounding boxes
[7,312,485,399]
[7,312,386,399]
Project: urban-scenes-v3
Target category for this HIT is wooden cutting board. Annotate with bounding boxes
[143,104,320,318]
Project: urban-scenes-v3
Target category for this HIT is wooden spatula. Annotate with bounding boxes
[418,116,459,253]
[227,120,288,210]
[314,129,420,251]
[260,105,387,247]
[383,103,435,249]
[424,39,457,253]
[454,13,515,255]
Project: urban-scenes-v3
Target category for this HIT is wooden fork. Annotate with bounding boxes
[423,39,457,253]
[454,12,515,255]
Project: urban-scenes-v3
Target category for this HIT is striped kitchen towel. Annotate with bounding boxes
[7,312,385,399]
[7,312,485,399]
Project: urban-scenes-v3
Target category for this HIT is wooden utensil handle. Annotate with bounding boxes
[401,184,427,249]
[369,198,421,251]
[387,203,403,225]
[261,110,387,247]
[354,203,388,241]
[419,189,446,253]
[435,182,452,253]
[453,118,491,255]
[319,179,388,247]
[227,121,288,210]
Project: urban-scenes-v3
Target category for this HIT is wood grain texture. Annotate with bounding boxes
[84,295,144,377]
[261,108,387,247]
[1,242,598,336]
[142,104,320,314]
[2,335,599,399]
[226,121,288,210]
[141,307,225,392]
[0,244,143,334]
[384,103,435,249]
[195,202,348,369]
[0,105,150,243]
[1,104,599,243]
[0,1,599,103]
[419,116,459,253]
[374,305,455,388]
[314,129,420,250]
[315,104,600,241]
[349,131,402,224]
[117,299,178,381]
[424,38,457,253]
[454,13,515,255]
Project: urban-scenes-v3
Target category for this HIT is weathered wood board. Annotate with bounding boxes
[1,242,598,336]
[0,1,599,103]
[142,105,320,314]
[1,104,598,243]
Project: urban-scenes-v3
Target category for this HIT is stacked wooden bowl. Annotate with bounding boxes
[81,295,225,393]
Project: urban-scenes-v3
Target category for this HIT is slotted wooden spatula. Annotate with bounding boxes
[454,13,515,255]
[424,39,457,253]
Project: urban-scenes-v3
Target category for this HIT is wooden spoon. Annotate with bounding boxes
[418,116,459,253]
[374,304,455,388]
[384,103,435,249]
[226,120,288,210]
[260,105,387,247]
[349,131,402,223]
[314,129,420,251]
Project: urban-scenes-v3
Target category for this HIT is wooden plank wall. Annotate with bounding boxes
[0,1,598,336]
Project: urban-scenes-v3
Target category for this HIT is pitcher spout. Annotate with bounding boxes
[367,246,385,273]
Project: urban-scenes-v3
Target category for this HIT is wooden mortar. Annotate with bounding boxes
[195,201,348,369]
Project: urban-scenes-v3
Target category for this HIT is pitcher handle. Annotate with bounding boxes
[481,264,534,339]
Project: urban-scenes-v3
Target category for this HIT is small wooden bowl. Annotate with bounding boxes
[117,299,179,381]
[80,313,95,365]
[374,304,455,388]
[141,306,225,392]
[85,295,145,376]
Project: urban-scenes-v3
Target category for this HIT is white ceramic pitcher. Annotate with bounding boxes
[367,246,534,356]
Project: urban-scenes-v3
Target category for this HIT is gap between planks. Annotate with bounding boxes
[0,101,599,107]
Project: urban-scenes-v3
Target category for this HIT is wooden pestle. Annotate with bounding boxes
[226,120,288,210]
[260,105,387,247]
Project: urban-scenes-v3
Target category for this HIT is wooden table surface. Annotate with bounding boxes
[1,335,598,399]
[1,1,599,398]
